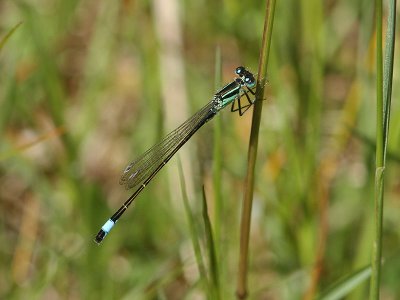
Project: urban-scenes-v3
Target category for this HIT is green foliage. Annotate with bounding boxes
[0,1,399,299]
[0,22,22,53]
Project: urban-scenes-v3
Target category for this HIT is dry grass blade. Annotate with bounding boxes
[236,0,276,299]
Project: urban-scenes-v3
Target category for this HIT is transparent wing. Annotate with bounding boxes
[119,99,216,190]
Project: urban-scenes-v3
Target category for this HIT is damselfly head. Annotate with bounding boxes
[236,66,256,88]
[244,74,256,88]
[235,66,246,77]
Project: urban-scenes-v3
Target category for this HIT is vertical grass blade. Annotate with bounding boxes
[177,160,209,291]
[370,0,396,298]
[236,0,276,299]
[202,187,221,300]
[370,0,383,296]
[382,0,396,157]
[213,47,223,258]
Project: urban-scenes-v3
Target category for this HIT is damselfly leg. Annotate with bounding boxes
[231,69,257,116]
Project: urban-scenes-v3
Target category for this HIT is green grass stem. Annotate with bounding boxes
[212,47,223,258]
[202,186,221,300]
[318,266,371,300]
[370,0,396,298]
[177,160,209,291]
[382,0,396,158]
[369,0,383,297]
[0,22,22,52]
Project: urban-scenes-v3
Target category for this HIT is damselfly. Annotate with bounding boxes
[94,66,256,244]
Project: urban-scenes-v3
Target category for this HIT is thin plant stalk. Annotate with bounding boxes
[177,160,208,291]
[0,22,22,52]
[370,0,383,296]
[318,266,371,300]
[382,0,396,157]
[202,187,221,300]
[213,47,223,258]
[370,0,396,298]
[236,0,276,299]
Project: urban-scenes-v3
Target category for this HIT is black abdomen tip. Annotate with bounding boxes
[94,230,106,245]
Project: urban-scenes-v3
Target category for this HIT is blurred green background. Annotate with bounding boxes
[1,0,400,299]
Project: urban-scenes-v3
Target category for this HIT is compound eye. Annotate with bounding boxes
[244,75,256,88]
[235,66,245,76]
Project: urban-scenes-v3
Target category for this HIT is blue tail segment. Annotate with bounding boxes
[94,219,115,244]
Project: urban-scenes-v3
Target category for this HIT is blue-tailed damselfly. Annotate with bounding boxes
[94,66,256,244]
